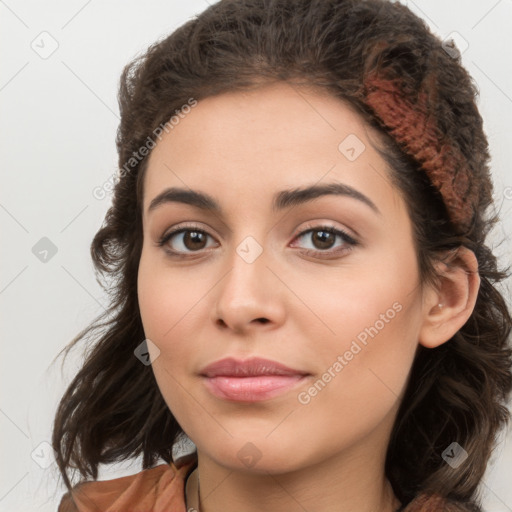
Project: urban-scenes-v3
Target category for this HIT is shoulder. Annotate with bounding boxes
[58,454,197,512]
[402,492,483,512]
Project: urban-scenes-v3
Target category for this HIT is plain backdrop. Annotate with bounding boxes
[1,1,511,511]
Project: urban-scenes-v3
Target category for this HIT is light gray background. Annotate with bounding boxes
[1,1,511,511]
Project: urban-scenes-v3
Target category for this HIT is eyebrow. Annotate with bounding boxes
[147,183,380,216]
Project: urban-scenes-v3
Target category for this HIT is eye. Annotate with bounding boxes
[157,223,359,259]
[157,224,218,256]
[290,225,358,258]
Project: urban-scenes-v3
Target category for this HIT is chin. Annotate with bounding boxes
[194,433,316,475]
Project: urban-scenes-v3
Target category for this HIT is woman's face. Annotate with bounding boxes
[138,81,428,473]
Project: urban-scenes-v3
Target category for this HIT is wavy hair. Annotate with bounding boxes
[51,0,512,509]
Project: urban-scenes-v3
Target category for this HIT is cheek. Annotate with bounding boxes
[137,254,193,390]
[289,283,421,454]
[293,244,420,347]
[137,257,195,426]
[137,250,203,342]
[290,240,422,400]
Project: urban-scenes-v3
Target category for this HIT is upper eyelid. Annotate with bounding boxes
[162,222,353,238]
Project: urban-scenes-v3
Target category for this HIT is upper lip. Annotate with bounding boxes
[199,357,309,378]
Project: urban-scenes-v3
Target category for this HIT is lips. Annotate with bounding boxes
[200,357,307,377]
[199,357,309,402]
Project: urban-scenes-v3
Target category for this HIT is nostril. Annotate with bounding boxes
[215,317,270,328]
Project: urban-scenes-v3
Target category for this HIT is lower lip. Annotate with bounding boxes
[202,375,307,402]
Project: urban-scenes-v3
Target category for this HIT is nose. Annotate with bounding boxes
[212,240,286,335]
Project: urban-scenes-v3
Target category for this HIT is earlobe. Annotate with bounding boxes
[418,247,480,349]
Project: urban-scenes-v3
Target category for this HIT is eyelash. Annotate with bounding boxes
[156,223,359,259]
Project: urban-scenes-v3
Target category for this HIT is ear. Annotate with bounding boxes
[419,247,481,349]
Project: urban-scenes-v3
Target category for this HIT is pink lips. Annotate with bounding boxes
[200,357,309,402]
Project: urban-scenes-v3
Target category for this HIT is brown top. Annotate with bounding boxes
[57,454,461,512]
[58,453,197,512]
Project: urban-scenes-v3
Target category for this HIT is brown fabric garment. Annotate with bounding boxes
[57,454,456,512]
[57,453,197,512]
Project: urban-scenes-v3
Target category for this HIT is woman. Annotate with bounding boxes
[52,0,512,510]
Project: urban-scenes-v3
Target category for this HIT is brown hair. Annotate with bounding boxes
[51,0,512,509]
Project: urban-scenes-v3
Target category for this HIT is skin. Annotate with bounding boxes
[137,81,480,512]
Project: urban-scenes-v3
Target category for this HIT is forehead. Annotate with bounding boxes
[141,81,403,220]
[148,82,371,159]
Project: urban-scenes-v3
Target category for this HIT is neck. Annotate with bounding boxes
[185,436,401,512]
